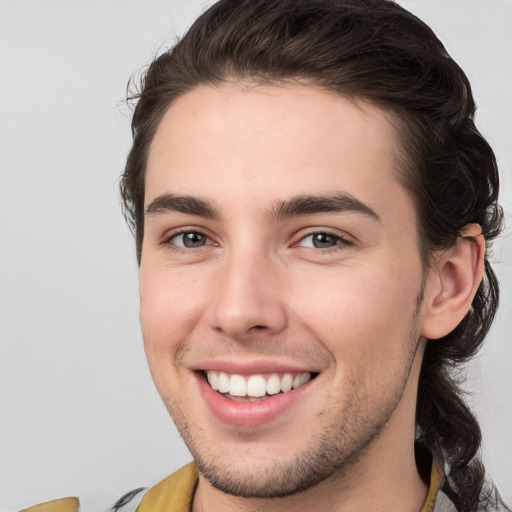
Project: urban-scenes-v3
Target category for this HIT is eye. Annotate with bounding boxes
[297,232,351,250]
[168,231,213,249]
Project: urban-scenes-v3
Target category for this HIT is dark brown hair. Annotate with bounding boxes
[121,1,506,509]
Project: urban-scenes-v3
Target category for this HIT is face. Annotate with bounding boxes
[140,83,427,498]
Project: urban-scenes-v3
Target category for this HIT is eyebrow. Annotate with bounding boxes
[145,194,219,218]
[145,192,380,223]
[269,193,381,222]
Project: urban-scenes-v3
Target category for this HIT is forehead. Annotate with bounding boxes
[145,83,413,224]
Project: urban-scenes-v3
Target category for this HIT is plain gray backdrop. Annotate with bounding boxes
[0,1,510,509]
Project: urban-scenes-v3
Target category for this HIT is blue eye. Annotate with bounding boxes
[298,232,348,249]
[170,231,211,248]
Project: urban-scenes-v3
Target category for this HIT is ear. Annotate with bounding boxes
[420,224,485,340]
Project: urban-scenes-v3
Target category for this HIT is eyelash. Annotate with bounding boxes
[162,228,353,255]
[294,231,354,253]
[162,229,215,252]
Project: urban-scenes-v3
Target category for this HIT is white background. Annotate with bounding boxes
[0,1,510,509]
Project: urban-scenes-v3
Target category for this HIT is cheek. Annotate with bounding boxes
[289,263,421,363]
[139,272,203,400]
[139,265,207,358]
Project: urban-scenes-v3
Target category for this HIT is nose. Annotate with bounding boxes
[208,249,288,341]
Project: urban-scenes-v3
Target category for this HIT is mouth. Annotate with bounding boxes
[202,370,317,402]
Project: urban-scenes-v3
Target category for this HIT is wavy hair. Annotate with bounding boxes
[121,1,506,509]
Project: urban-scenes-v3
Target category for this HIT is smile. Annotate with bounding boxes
[197,367,319,427]
[205,370,313,400]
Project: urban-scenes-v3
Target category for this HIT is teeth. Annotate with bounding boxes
[206,371,312,398]
[266,374,281,395]
[293,373,310,389]
[247,375,267,397]
[229,374,247,396]
[280,373,293,392]
[218,372,229,393]
[207,370,220,391]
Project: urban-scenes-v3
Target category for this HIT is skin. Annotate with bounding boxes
[139,83,484,512]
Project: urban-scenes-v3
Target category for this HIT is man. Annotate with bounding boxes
[23,0,508,511]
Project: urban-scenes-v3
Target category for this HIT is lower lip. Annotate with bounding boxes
[196,374,312,427]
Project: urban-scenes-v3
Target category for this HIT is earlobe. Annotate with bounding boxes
[420,224,485,340]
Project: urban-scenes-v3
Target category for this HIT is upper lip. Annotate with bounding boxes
[191,358,321,375]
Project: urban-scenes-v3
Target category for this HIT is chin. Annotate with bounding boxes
[170,394,392,499]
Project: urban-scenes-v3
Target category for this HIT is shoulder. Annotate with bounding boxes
[20,463,197,512]
[137,462,198,512]
[20,497,79,512]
